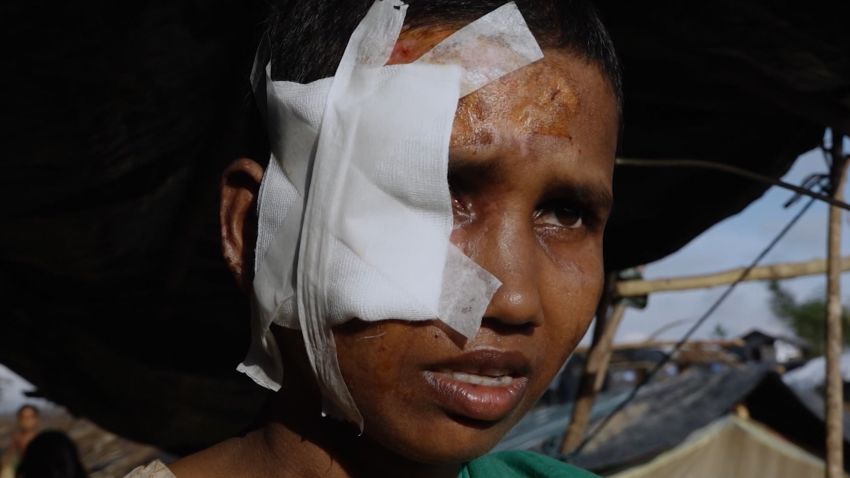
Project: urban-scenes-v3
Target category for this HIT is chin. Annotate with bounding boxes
[380,432,501,465]
[365,407,524,465]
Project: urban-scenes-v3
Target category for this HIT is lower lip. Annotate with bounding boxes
[422,371,529,422]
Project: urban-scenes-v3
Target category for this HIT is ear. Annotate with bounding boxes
[220,158,265,293]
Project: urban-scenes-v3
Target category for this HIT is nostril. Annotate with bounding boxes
[480,317,536,337]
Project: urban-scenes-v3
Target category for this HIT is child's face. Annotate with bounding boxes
[17,407,38,432]
[331,37,618,463]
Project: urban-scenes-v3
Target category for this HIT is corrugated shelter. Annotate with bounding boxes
[496,364,850,475]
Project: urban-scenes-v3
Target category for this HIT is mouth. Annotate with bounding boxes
[423,349,531,422]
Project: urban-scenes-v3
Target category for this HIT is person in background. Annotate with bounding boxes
[16,430,88,478]
[1,405,40,478]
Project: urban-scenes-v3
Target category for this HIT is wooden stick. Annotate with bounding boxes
[826,134,847,478]
[615,257,850,298]
[561,274,625,454]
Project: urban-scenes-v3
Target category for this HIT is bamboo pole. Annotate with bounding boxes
[826,134,848,478]
[561,274,625,454]
[615,256,850,298]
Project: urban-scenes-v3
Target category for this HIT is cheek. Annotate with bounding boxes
[538,240,604,368]
[333,322,430,418]
[335,323,401,394]
[332,322,459,460]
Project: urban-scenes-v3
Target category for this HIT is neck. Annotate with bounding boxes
[246,366,461,478]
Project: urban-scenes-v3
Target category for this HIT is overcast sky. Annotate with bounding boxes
[614,132,850,344]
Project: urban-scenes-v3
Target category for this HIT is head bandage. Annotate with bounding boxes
[241,0,543,425]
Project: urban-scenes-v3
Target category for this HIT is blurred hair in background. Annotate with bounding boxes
[16,430,87,478]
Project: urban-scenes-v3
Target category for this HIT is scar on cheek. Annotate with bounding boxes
[356,331,388,341]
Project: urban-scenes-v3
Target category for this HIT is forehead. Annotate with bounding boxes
[391,25,618,187]
[451,49,617,150]
[391,25,617,156]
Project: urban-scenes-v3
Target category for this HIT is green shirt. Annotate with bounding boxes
[460,451,599,478]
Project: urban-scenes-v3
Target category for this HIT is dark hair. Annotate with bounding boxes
[16,404,39,418]
[266,0,622,111]
[16,430,88,478]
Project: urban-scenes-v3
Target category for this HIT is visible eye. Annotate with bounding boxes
[537,207,584,229]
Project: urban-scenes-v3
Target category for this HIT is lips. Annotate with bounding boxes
[423,349,531,422]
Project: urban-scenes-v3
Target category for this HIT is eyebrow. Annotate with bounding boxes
[447,154,502,183]
[552,178,613,209]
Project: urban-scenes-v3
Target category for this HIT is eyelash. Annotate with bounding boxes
[449,186,595,234]
[534,204,586,230]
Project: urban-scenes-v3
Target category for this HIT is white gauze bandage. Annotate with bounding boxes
[241,1,543,425]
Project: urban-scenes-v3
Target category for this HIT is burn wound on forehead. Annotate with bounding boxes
[388,26,457,65]
[451,53,581,147]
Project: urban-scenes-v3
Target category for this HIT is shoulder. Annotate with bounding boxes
[156,436,257,478]
[124,437,246,478]
[12,432,27,450]
[465,451,599,478]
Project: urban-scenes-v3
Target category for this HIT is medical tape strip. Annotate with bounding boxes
[242,0,543,424]
[417,2,544,97]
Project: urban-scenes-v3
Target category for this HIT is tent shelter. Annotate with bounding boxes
[498,364,850,476]
[610,416,832,478]
[3,0,850,452]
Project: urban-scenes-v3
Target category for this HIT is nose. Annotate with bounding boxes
[455,210,543,330]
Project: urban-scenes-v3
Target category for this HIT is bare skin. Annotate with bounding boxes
[1,407,39,469]
[171,25,618,478]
